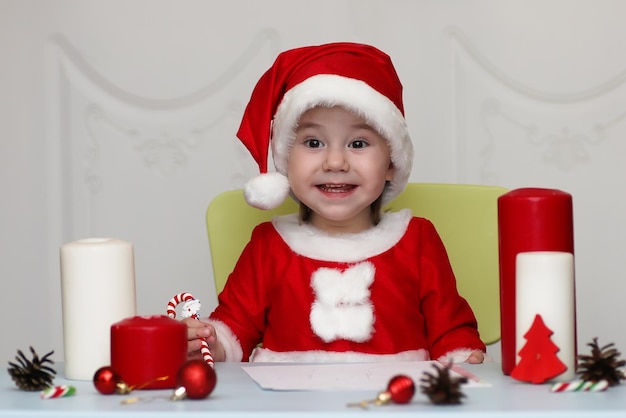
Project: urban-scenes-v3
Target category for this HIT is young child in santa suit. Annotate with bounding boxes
[186,42,486,364]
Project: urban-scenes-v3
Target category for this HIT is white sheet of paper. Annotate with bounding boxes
[242,361,491,391]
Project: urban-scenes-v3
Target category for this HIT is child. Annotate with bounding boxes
[187,42,486,364]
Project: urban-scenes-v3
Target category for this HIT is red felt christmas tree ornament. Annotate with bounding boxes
[511,314,568,384]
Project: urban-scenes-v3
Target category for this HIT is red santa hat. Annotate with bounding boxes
[237,42,413,210]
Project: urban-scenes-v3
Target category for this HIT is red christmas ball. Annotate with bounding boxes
[385,375,415,404]
[93,366,122,395]
[175,360,217,400]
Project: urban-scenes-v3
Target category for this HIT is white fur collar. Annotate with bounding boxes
[272,209,412,262]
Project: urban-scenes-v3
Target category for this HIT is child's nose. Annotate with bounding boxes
[323,148,349,171]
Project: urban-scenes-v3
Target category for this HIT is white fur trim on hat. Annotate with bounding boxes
[271,74,413,205]
[244,172,291,210]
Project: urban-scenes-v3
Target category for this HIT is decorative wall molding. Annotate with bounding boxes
[45,30,281,238]
[447,27,626,103]
[446,27,626,183]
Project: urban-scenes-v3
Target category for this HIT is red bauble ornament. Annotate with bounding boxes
[93,366,130,395]
[381,375,416,404]
[172,360,217,400]
[348,374,416,408]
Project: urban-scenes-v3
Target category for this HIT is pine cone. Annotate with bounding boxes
[420,363,468,405]
[7,346,56,391]
[577,338,626,387]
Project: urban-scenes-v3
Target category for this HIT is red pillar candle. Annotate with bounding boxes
[498,188,574,375]
[111,315,187,389]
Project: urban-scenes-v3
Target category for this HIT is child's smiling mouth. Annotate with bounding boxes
[317,184,357,193]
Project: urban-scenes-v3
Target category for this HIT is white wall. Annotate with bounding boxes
[2,0,625,367]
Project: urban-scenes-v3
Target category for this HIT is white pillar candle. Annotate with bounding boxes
[515,251,576,382]
[60,238,137,380]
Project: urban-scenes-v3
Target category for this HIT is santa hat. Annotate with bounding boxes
[237,42,413,210]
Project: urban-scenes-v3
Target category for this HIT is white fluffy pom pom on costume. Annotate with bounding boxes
[243,172,291,210]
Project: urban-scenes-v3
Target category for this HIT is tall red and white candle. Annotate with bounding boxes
[497,188,575,375]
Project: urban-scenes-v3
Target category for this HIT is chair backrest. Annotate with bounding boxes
[206,183,507,344]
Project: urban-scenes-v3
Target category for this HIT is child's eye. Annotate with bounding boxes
[304,138,323,148]
[349,139,368,149]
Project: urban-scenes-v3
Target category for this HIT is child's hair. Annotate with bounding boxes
[235,42,414,211]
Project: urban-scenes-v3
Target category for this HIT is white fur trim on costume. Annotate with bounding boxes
[272,74,413,205]
[207,319,244,362]
[273,209,412,262]
[437,348,484,364]
[243,172,290,210]
[250,347,429,363]
[310,262,375,342]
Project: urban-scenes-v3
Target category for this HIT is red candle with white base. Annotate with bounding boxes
[498,188,574,375]
[111,315,187,389]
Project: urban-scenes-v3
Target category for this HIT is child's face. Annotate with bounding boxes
[287,106,395,233]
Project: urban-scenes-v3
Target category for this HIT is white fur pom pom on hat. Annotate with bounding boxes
[243,172,291,210]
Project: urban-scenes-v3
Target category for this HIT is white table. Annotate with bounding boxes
[1,362,625,417]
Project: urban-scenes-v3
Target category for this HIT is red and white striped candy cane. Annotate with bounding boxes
[40,385,76,399]
[550,380,609,392]
[167,292,196,319]
[167,292,214,367]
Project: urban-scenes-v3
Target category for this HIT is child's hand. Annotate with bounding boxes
[467,350,485,364]
[182,317,225,361]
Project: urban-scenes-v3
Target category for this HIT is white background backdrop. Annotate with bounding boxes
[2,0,626,366]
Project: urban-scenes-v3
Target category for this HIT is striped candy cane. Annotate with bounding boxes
[550,380,609,392]
[40,385,76,399]
[167,292,196,319]
[167,292,214,367]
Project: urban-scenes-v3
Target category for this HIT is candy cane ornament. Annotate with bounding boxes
[550,380,609,393]
[167,292,214,367]
[167,292,197,318]
[40,385,76,399]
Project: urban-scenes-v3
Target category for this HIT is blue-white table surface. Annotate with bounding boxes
[1,361,625,417]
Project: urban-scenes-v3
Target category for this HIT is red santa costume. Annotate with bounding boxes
[208,42,486,362]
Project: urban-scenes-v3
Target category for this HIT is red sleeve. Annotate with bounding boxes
[209,222,275,361]
[415,219,486,358]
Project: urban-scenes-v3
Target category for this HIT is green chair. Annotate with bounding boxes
[206,183,507,344]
